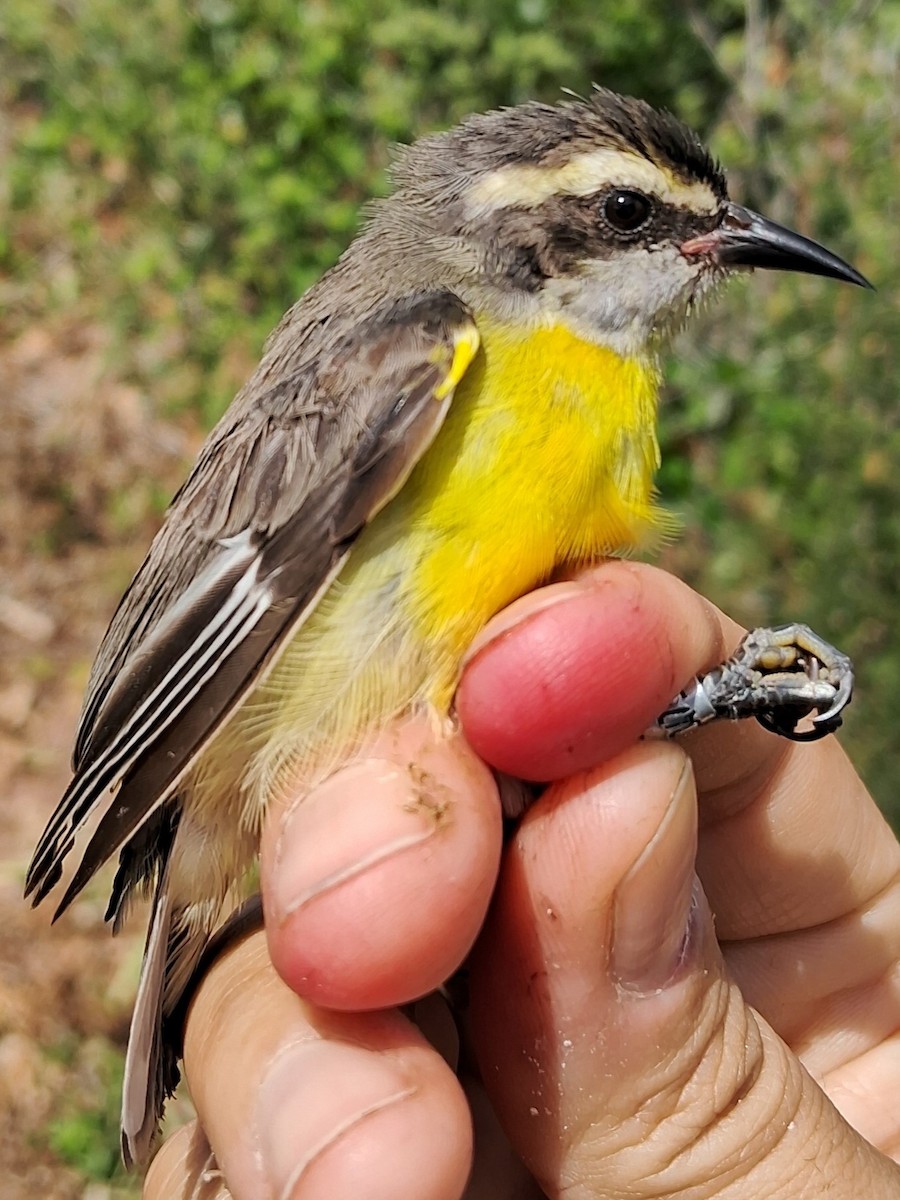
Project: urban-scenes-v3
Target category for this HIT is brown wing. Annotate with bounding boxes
[26,289,479,911]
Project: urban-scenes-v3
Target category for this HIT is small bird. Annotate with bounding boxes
[26,88,870,1165]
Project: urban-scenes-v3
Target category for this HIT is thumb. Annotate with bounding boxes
[468,742,898,1198]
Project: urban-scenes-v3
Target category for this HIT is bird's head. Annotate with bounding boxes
[384,89,870,355]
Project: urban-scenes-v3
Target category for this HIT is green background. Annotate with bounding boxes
[4,0,898,800]
[1,3,897,1183]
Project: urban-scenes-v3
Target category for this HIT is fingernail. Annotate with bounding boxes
[611,754,699,992]
[272,759,446,923]
[255,1039,416,1200]
[461,580,592,667]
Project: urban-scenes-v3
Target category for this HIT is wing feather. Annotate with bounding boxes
[26,289,479,910]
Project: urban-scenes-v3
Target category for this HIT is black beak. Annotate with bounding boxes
[683,202,873,289]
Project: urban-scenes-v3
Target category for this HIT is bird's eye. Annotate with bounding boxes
[603,189,653,233]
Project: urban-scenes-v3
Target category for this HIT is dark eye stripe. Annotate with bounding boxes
[482,188,724,287]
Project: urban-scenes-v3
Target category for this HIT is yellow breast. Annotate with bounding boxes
[204,317,665,811]
[402,318,664,649]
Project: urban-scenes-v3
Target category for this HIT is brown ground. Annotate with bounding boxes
[0,319,199,1198]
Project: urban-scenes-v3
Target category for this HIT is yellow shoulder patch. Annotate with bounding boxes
[434,320,481,400]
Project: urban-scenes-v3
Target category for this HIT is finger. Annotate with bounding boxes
[696,734,900,1040]
[143,1121,231,1199]
[690,707,900,1154]
[260,716,502,1009]
[457,559,742,780]
[182,930,472,1200]
[458,563,900,1090]
[469,742,900,1198]
[688,712,899,941]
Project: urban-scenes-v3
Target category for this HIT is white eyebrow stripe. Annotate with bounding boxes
[465,148,718,216]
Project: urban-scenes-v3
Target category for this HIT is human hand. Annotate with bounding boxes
[143,562,900,1198]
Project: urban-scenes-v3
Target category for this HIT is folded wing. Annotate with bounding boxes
[26,289,479,913]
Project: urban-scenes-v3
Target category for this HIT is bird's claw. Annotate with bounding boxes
[652,623,853,743]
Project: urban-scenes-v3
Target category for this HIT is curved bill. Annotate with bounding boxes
[683,202,873,289]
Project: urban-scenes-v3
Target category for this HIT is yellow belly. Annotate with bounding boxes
[406,318,663,653]
[193,319,664,820]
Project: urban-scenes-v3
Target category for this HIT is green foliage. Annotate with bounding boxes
[1,0,736,421]
[44,1037,138,1189]
[657,4,900,812]
[2,0,898,819]
[48,1107,121,1181]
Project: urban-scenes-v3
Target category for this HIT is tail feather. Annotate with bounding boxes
[120,869,210,1168]
[121,866,176,1169]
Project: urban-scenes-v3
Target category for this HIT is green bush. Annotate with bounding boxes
[2,0,898,815]
[1,0,736,418]
[659,5,899,809]
[45,1037,137,1188]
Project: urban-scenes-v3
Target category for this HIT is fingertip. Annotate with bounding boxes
[265,1043,472,1200]
[183,934,473,1200]
[474,740,699,999]
[143,1121,227,1200]
[458,561,737,780]
[467,740,717,1177]
[260,719,502,1009]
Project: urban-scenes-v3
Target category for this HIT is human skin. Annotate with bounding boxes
[143,561,900,1199]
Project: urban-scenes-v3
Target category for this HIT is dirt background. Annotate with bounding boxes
[0,320,202,1199]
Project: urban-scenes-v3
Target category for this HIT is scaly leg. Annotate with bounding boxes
[653,623,853,743]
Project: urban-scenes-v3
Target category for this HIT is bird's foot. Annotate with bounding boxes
[652,623,853,743]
